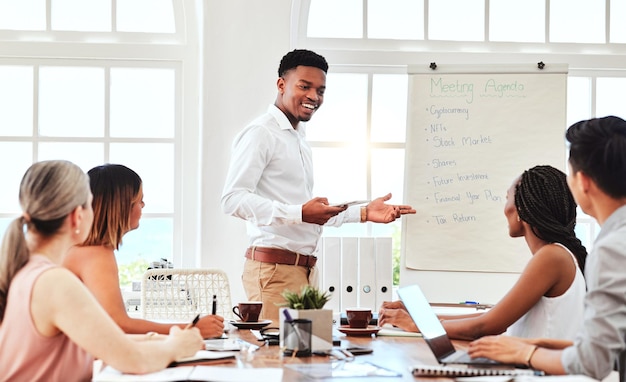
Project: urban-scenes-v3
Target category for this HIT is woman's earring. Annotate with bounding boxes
[516,215,521,222]
[75,229,80,235]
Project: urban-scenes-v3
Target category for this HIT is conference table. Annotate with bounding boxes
[225,324,469,382]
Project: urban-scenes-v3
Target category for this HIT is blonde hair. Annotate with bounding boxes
[0,160,90,321]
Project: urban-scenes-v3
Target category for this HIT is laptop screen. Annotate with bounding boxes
[397,285,446,338]
[397,284,457,360]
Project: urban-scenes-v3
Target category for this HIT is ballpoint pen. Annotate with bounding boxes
[212,294,217,315]
[185,313,200,329]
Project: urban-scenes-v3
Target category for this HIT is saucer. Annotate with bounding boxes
[338,325,381,336]
[228,319,272,330]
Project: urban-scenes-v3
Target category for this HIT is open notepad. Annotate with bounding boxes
[376,325,423,337]
[93,365,283,382]
[168,350,237,366]
[93,350,238,381]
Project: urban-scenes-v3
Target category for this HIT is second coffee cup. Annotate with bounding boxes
[346,308,372,329]
[232,301,263,322]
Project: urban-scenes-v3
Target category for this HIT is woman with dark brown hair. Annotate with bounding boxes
[64,164,224,339]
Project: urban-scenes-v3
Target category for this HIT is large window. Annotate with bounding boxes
[297,0,625,281]
[308,68,408,243]
[0,0,199,286]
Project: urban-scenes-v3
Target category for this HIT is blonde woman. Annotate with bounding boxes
[0,160,202,381]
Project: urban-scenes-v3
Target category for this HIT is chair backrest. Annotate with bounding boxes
[141,268,233,320]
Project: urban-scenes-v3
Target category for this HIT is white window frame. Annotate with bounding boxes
[0,1,203,267]
[292,0,625,249]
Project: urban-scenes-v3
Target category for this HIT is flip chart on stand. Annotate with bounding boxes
[403,64,568,273]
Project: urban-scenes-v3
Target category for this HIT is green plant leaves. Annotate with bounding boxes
[280,285,331,310]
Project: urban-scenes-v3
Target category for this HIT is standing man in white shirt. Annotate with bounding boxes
[221,49,415,321]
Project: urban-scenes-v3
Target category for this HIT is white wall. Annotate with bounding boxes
[200,0,293,304]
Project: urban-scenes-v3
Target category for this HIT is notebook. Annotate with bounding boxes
[167,350,237,367]
[397,284,526,368]
[412,364,543,378]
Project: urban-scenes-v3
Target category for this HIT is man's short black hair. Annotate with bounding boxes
[278,49,328,77]
[567,115,626,198]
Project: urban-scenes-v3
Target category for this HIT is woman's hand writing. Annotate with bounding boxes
[195,314,225,339]
[167,325,204,360]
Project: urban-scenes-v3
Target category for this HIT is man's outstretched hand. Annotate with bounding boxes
[365,193,416,223]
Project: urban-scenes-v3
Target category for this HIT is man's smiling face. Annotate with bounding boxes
[276,65,326,127]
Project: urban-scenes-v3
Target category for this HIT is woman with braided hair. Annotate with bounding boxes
[379,165,587,341]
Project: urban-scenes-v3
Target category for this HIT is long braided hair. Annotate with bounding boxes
[515,165,587,273]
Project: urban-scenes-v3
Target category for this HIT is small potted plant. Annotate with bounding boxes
[281,285,331,310]
[278,285,334,352]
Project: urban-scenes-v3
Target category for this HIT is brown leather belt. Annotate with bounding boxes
[245,246,317,268]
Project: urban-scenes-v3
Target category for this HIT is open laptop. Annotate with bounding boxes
[397,284,525,368]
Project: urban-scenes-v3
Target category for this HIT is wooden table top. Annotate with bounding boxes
[227,326,460,381]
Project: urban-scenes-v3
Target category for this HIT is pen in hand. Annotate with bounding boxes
[185,313,200,330]
[212,294,217,315]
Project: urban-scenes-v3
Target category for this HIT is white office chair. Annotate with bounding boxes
[141,268,233,320]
